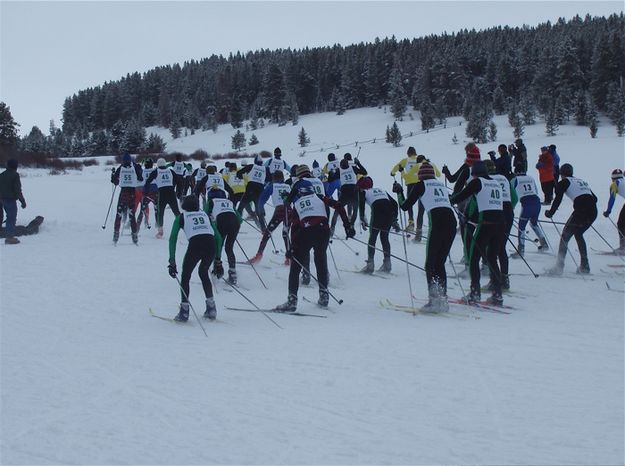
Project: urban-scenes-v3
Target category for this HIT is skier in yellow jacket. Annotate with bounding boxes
[390,146,420,232]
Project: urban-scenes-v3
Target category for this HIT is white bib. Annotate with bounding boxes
[420,180,452,212]
[249,165,266,184]
[173,161,186,176]
[210,198,235,220]
[155,168,174,188]
[269,158,284,174]
[404,157,418,173]
[617,179,625,199]
[195,168,207,182]
[304,177,325,196]
[271,183,291,207]
[182,211,213,239]
[326,160,340,174]
[143,168,156,185]
[514,175,539,199]
[564,176,592,201]
[312,167,322,179]
[119,165,138,188]
[205,174,225,191]
[475,179,503,212]
[490,174,512,202]
[294,194,327,220]
[340,167,357,185]
[364,188,389,206]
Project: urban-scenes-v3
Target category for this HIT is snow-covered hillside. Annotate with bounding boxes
[1,108,624,464]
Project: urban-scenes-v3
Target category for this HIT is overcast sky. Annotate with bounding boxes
[1,1,622,134]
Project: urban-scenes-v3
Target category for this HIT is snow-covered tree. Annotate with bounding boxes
[298,127,310,147]
[231,130,246,150]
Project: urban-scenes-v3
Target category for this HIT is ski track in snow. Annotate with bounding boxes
[1,110,623,464]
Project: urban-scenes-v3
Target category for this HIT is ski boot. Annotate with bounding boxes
[413,228,423,242]
[174,302,190,322]
[463,288,481,305]
[301,271,311,286]
[247,253,262,265]
[131,232,139,245]
[510,245,524,259]
[405,220,415,234]
[156,227,164,239]
[318,289,329,308]
[113,231,120,244]
[422,285,442,313]
[577,258,590,274]
[4,237,20,245]
[537,237,549,251]
[392,221,401,233]
[501,274,510,291]
[485,292,504,306]
[227,269,237,286]
[360,260,374,274]
[378,257,392,273]
[275,294,297,312]
[203,298,217,320]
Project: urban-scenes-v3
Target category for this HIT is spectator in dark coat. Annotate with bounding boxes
[489,144,512,177]
[0,159,27,244]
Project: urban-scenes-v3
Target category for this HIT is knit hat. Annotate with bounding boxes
[122,153,132,164]
[471,160,487,177]
[356,176,373,190]
[498,144,507,152]
[416,155,426,163]
[484,159,496,175]
[296,164,311,178]
[273,170,285,182]
[254,154,263,165]
[274,147,282,157]
[312,159,319,168]
[327,153,336,161]
[611,169,624,180]
[560,163,573,177]
[181,195,200,212]
[340,159,349,169]
[464,143,481,166]
[407,146,417,156]
[7,159,18,170]
[157,158,167,168]
[417,162,435,180]
[344,153,352,161]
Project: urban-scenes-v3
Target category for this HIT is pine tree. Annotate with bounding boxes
[420,100,435,131]
[0,102,19,146]
[607,83,625,136]
[170,119,182,139]
[229,95,244,129]
[388,64,407,120]
[588,97,599,138]
[519,96,536,125]
[545,106,559,136]
[231,130,246,150]
[145,133,167,153]
[488,121,497,142]
[249,134,259,146]
[508,105,525,138]
[492,86,506,115]
[298,127,310,147]
[465,107,492,143]
[386,122,402,147]
[21,126,47,152]
[574,90,590,126]
[121,119,146,153]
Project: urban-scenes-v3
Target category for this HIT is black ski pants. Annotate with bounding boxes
[557,203,597,267]
[618,205,625,249]
[469,214,506,296]
[425,208,457,294]
[331,184,358,228]
[216,212,240,270]
[237,182,265,228]
[367,200,394,262]
[157,187,180,227]
[288,225,330,297]
[180,235,215,302]
[493,202,514,277]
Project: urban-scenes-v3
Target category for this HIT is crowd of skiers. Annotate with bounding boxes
[106,141,625,321]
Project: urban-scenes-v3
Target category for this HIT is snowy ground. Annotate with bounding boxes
[1,108,624,465]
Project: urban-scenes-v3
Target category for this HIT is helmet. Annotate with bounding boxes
[181,195,200,212]
[611,169,623,180]
[157,158,167,168]
[560,163,573,177]
[356,176,373,190]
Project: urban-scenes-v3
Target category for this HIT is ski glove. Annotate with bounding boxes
[544,210,553,218]
[603,211,610,217]
[360,220,368,231]
[168,260,177,278]
[212,259,224,278]
[345,225,356,239]
[442,165,450,176]
[392,181,403,194]
[285,248,293,259]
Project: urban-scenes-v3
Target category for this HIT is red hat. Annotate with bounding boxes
[357,176,373,190]
[464,143,481,166]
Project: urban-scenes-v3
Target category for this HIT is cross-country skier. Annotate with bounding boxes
[265,147,290,174]
[136,158,158,230]
[205,187,241,285]
[236,155,269,227]
[511,165,548,257]
[168,194,222,322]
[357,176,398,273]
[394,162,457,312]
[390,146,420,233]
[247,170,292,265]
[404,154,442,242]
[111,153,143,245]
[191,161,208,203]
[145,158,181,239]
[322,153,341,198]
[312,160,322,179]
[450,160,506,305]
[603,168,625,252]
[545,163,598,274]
[329,156,367,235]
[485,159,518,290]
[195,163,235,203]
[170,154,188,199]
[276,169,356,311]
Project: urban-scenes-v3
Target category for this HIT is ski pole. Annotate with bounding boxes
[331,237,359,256]
[235,239,268,289]
[174,276,208,338]
[549,218,579,269]
[241,217,262,233]
[101,185,117,229]
[447,253,469,307]
[590,224,617,251]
[289,254,344,305]
[220,277,282,329]
[396,175,416,313]
[349,236,426,271]
[608,216,625,241]
[328,241,342,282]
[506,236,539,277]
